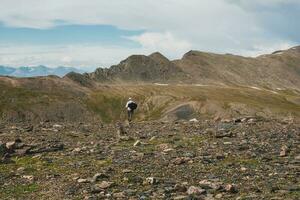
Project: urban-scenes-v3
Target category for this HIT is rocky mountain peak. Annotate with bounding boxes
[88,52,185,82]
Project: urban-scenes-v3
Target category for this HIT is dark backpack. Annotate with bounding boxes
[128,102,137,110]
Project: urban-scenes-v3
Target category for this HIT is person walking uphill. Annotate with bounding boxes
[125,98,137,122]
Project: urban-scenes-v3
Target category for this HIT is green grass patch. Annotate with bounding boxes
[219,156,260,168]
[0,183,39,199]
[86,93,125,123]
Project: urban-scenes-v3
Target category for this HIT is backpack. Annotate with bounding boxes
[128,102,137,110]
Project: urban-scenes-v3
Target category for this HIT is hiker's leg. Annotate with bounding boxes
[127,110,131,121]
[129,110,134,121]
[131,110,134,121]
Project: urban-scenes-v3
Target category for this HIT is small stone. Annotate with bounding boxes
[216,132,233,138]
[133,140,141,147]
[53,124,63,129]
[122,169,133,173]
[199,180,220,190]
[149,136,157,141]
[6,141,16,150]
[22,175,34,181]
[187,186,206,195]
[77,178,90,183]
[173,157,191,165]
[163,148,174,153]
[174,184,187,192]
[113,192,126,198]
[215,193,223,199]
[17,167,25,172]
[241,167,247,171]
[144,177,157,185]
[96,181,113,189]
[157,143,170,151]
[280,145,289,157]
[73,148,82,152]
[174,195,188,200]
[221,119,231,123]
[189,118,198,122]
[119,136,133,141]
[91,173,109,183]
[225,184,238,193]
[124,189,136,196]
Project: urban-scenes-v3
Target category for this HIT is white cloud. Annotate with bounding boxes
[0,0,299,67]
[238,42,296,57]
[0,44,155,69]
[61,56,72,63]
[128,32,192,58]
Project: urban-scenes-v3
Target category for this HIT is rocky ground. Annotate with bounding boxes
[0,117,299,200]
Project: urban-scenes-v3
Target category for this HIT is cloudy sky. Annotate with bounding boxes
[0,0,299,70]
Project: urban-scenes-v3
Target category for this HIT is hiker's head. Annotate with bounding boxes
[128,97,132,101]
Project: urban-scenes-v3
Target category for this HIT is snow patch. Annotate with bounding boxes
[189,118,199,122]
[194,84,210,87]
[270,91,279,94]
[250,86,262,90]
[274,51,284,55]
[154,83,169,86]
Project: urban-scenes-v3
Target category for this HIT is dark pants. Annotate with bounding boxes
[127,109,134,121]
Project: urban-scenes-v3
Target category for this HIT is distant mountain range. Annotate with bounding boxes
[0,65,85,77]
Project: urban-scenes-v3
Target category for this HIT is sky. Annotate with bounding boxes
[0,0,299,70]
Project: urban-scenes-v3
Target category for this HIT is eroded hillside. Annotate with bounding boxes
[0,76,299,123]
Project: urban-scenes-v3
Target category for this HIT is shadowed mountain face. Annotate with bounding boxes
[88,52,186,83]
[72,46,300,90]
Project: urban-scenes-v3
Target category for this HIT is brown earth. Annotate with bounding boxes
[0,118,299,199]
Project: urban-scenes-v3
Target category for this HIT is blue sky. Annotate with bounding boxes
[0,0,299,70]
[0,24,142,47]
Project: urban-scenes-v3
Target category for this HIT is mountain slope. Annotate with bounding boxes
[1,75,299,123]
[173,47,300,89]
[84,46,300,90]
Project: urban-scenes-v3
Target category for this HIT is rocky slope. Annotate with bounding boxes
[0,47,300,200]
[88,52,186,83]
[0,118,299,199]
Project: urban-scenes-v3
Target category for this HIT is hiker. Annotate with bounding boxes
[125,98,137,122]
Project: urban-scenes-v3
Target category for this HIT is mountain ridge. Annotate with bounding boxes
[64,46,300,90]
